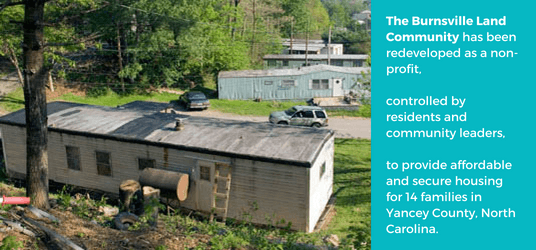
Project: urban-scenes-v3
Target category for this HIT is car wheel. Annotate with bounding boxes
[312,123,322,128]
[277,121,288,125]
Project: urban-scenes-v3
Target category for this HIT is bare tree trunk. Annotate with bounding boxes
[22,0,50,210]
[250,0,256,60]
[117,23,125,93]
[232,0,240,39]
[7,45,24,85]
[48,70,54,92]
[328,26,332,65]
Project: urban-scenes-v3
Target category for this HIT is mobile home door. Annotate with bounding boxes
[196,161,214,212]
[333,78,343,96]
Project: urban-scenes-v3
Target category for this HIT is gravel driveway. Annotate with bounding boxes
[173,108,371,139]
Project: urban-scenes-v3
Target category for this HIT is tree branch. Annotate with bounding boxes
[44,33,101,47]
[46,1,110,25]
[0,0,27,13]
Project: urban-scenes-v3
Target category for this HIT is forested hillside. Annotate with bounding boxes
[1,0,369,92]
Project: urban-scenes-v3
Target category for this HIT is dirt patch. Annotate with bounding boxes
[0,183,209,249]
[159,88,184,95]
[1,207,209,250]
[46,81,87,99]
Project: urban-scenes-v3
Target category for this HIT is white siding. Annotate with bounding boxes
[308,136,334,232]
[228,159,308,231]
[0,125,26,177]
[0,124,312,231]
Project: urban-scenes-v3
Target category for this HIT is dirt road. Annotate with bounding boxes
[175,108,371,139]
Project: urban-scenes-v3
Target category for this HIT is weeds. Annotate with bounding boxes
[128,197,165,231]
[56,185,115,225]
[0,236,24,250]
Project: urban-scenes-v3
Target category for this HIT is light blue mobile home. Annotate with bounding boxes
[218,65,370,100]
[263,54,369,69]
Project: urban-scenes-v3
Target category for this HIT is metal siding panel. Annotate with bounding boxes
[308,137,334,232]
[220,69,362,100]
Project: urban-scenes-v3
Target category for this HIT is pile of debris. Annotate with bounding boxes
[0,181,208,249]
[1,205,85,249]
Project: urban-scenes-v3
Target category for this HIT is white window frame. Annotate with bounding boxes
[309,79,331,90]
[281,79,296,87]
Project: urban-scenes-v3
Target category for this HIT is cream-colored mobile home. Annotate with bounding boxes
[0,101,334,232]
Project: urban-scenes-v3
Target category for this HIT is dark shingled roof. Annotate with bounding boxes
[0,101,334,167]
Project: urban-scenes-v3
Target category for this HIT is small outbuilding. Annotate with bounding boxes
[218,64,370,100]
[0,101,335,232]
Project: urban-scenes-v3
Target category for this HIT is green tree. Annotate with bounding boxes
[0,5,24,84]
[0,0,105,209]
[83,0,260,89]
[322,27,370,54]
[321,0,367,29]
[280,0,329,38]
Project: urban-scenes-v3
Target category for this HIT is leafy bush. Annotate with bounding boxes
[86,85,111,97]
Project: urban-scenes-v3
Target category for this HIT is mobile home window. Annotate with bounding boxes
[264,80,273,85]
[200,166,211,181]
[138,158,155,170]
[267,60,277,67]
[96,151,112,176]
[65,146,81,171]
[311,79,329,90]
[281,80,296,87]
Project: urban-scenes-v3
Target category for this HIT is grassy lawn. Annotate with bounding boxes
[327,138,371,241]
[210,99,307,116]
[0,87,25,112]
[0,88,178,113]
[57,92,178,107]
[328,105,371,118]
[0,87,370,118]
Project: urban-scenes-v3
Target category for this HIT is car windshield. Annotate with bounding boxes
[284,107,297,116]
[189,93,206,100]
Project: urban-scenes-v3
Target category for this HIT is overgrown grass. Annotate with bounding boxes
[210,99,308,116]
[328,105,371,118]
[328,138,371,243]
[0,87,370,118]
[0,87,25,112]
[0,88,178,113]
[56,92,178,107]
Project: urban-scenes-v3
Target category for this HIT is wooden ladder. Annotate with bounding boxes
[210,163,232,222]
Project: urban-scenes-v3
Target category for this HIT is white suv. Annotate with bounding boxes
[269,106,329,127]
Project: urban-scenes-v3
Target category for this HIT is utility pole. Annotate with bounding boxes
[117,23,125,93]
[232,0,240,39]
[290,20,294,54]
[305,19,309,66]
[250,0,256,58]
[328,26,332,66]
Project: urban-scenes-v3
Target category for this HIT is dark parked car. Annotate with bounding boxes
[179,91,210,110]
